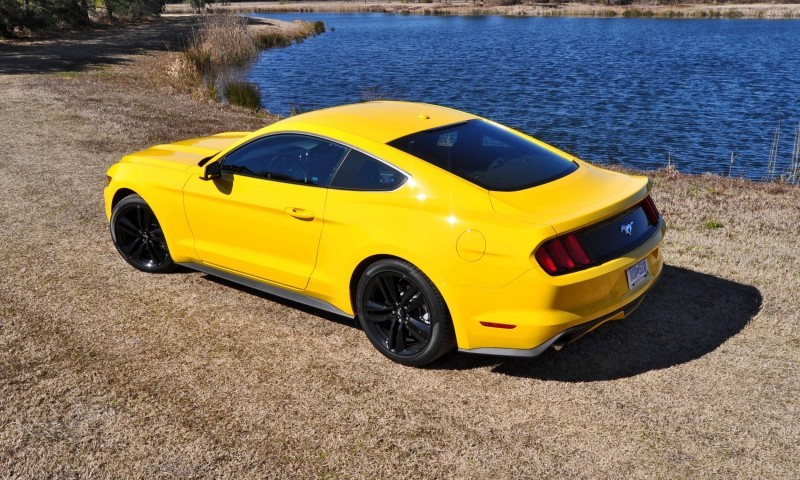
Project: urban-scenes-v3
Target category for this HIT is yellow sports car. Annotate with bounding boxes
[105,101,665,366]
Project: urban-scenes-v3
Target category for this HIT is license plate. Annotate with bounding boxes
[626,258,649,290]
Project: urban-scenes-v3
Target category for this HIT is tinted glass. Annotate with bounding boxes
[388,120,578,191]
[221,134,348,186]
[330,150,407,191]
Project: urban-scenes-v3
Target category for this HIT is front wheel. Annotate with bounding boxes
[110,194,176,273]
[356,259,455,366]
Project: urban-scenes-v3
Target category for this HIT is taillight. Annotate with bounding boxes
[534,247,557,273]
[562,234,592,265]
[642,196,660,225]
[536,196,660,276]
[535,234,594,275]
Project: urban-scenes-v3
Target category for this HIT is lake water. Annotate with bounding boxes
[247,13,800,179]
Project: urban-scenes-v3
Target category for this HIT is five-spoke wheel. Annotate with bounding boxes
[110,194,175,273]
[356,259,454,366]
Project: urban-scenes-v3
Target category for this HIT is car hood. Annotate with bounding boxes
[120,132,249,171]
[489,163,649,234]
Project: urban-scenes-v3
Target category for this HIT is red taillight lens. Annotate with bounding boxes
[642,196,660,225]
[535,247,558,274]
[535,234,593,275]
[546,239,575,270]
[562,234,591,265]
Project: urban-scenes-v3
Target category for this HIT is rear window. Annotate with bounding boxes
[388,120,577,191]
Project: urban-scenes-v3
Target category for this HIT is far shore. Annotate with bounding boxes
[166,1,800,19]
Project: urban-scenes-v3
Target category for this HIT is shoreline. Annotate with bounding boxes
[5,12,797,181]
[166,2,800,19]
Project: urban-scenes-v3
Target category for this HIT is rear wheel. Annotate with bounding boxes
[110,194,176,273]
[356,259,455,366]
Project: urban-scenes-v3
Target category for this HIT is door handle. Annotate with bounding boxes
[285,207,315,220]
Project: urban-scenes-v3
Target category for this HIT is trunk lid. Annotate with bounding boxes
[489,163,649,234]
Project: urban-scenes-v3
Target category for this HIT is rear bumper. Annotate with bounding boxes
[458,287,649,358]
[442,221,665,354]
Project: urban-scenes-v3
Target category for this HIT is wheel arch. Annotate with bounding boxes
[348,254,452,321]
[111,188,138,210]
[349,254,401,315]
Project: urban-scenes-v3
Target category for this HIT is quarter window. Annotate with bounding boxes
[330,150,406,191]
[221,134,348,187]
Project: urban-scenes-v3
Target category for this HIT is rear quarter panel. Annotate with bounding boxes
[309,161,555,316]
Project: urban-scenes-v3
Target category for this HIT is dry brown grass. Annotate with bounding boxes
[184,15,323,66]
[1,17,799,478]
[187,15,259,66]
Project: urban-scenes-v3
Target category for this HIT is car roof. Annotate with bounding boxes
[271,101,477,144]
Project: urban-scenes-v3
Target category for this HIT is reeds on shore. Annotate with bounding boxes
[186,15,258,68]
[766,119,781,181]
[164,2,800,20]
[224,81,262,110]
[179,15,325,109]
[789,122,800,185]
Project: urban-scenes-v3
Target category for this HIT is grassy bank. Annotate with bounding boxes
[1,16,798,478]
[166,1,800,19]
[174,15,324,108]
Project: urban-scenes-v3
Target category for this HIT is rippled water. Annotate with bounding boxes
[247,14,800,178]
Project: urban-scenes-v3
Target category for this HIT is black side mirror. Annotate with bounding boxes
[201,162,221,181]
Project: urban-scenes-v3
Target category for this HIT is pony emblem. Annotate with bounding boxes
[620,221,634,236]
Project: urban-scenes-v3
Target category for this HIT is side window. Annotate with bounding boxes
[330,150,407,191]
[221,134,348,187]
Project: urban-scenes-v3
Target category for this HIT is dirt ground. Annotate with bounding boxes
[0,16,798,478]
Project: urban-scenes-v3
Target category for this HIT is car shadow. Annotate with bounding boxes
[431,265,762,381]
[0,17,199,75]
[186,264,760,381]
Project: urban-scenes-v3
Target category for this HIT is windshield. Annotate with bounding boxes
[388,119,578,191]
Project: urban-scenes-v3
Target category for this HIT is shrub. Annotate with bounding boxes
[224,81,261,110]
[483,0,519,5]
[313,20,326,35]
[255,31,292,49]
[184,49,212,75]
[105,0,165,19]
[187,15,258,65]
[622,8,653,18]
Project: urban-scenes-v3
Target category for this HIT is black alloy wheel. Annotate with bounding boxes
[110,194,176,273]
[356,259,455,366]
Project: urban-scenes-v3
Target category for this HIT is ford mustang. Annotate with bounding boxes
[104,101,665,366]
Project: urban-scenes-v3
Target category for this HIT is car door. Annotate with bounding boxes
[182,134,348,290]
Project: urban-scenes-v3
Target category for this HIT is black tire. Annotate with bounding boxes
[110,194,176,273]
[356,259,455,366]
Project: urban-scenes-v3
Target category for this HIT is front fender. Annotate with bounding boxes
[104,161,197,263]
